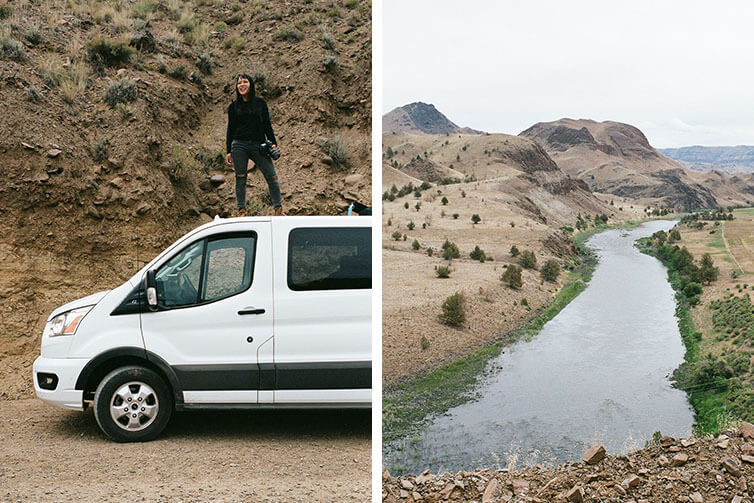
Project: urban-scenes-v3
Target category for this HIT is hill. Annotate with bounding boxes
[381,122,634,383]
[383,102,484,135]
[660,145,754,174]
[520,119,754,210]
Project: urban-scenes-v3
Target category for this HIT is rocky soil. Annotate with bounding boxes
[1,399,370,502]
[383,423,754,503]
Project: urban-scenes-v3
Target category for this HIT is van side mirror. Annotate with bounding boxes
[145,270,158,312]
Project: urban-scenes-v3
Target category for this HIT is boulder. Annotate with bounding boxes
[482,479,500,503]
[565,486,583,503]
[512,479,529,496]
[740,422,754,440]
[671,453,688,467]
[621,474,640,489]
[582,445,606,465]
[721,458,741,477]
[210,175,225,186]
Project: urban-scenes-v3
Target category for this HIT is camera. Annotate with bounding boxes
[260,140,280,160]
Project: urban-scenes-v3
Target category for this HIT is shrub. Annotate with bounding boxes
[441,239,460,260]
[322,55,338,72]
[273,27,304,42]
[441,196,448,205]
[427,247,433,257]
[318,136,351,169]
[436,265,450,278]
[104,79,137,108]
[87,38,134,71]
[90,137,109,163]
[391,231,402,241]
[420,335,430,351]
[226,12,244,25]
[510,245,520,257]
[501,264,523,289]
[168,146,204,183]
[452,213,459,219]
[471,214,481,224]
[167,65,189,80]
[131,0,158,18]
[470,245,486,262]
[407,222,415,230]
[224,36,244,52]
[415,202,421,211]
[519,250,537,269]
[540,259,560,282]
[197,53,213,75]
[320,29,336,51]
[0,30,26,62]
[412,239,420,250]
[404,202,409,209]
[439,292,465,327]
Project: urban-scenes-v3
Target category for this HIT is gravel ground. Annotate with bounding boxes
[0,399,370,502]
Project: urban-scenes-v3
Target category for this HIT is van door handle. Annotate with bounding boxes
[238,307,265,315]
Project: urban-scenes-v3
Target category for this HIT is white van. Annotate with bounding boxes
[33,216,372,442]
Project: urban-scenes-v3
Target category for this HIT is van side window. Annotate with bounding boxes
[155,240,204,308]
[287,227,371,291]
[154,233,256,308]
[203,237,255,301]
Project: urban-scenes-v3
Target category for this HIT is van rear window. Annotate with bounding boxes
[287,227,371,291]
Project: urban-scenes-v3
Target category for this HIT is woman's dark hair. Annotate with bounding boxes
[233,73,258,114]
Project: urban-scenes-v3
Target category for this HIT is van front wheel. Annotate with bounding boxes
[93,366,173,442]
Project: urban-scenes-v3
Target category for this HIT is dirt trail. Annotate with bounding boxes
[1,399,370,502]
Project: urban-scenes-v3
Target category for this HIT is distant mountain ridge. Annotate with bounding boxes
[659,146,754,174]
[519,118,726,209]
[383,102,484,135]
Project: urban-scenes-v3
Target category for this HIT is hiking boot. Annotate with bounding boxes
[237,208,247,217]
[273,206,284,216]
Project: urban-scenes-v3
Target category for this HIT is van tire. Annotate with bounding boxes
[93,366,173,442]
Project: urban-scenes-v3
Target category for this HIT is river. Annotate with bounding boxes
[385,220,695,475]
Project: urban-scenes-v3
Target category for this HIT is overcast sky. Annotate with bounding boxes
[383,0,754,148]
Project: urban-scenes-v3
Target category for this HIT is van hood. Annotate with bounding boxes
[48,290,110,321]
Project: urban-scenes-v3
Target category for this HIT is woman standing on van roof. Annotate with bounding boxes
[225,73,283,216]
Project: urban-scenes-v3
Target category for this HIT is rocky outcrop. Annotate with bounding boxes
[383,423,754,503]
[383,102,484,135]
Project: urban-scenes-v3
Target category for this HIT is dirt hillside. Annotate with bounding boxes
[0,0,371,397]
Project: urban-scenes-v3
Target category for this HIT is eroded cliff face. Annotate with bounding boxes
[521,119,754,210]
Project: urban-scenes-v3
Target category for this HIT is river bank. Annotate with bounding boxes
[382,219,657,447]
[383,422,754,503]
[637,210,754,436]
[383,228,599,448]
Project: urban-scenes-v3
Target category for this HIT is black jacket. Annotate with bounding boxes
[225,97,277,153]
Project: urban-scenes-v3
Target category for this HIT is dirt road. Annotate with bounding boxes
[0,399,370,502]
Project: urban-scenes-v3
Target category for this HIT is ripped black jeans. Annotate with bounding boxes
[230,139,282,210]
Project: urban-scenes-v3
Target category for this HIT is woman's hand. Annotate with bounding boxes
[225,153,232,166]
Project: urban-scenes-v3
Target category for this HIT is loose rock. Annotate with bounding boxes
[671,453,689,467]
[565,485,583,502]
[582,445,606,465]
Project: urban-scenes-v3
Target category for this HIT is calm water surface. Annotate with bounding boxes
[385,220,694,474]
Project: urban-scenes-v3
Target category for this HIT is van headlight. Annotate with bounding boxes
[49,306,93,337]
